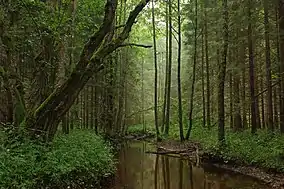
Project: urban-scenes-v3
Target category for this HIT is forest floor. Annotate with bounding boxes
[126,124,284,189]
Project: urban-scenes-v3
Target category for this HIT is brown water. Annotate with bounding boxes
[108,141,269,189]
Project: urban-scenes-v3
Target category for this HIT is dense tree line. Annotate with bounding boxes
[1,0,284,146]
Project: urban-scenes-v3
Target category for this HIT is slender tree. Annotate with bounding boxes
[279,0,284,133]
[204,0,211,128]
[248,0,257,134]
[218,0,228,144]
[165,0,173,136]
[186,0,198,140]
[177,0,184,141]
[263,0,274,131]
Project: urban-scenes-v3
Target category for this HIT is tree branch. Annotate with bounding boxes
[118,43,152,48]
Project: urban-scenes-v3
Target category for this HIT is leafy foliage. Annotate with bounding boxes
[189,125,284,172]
[0,130,115,188]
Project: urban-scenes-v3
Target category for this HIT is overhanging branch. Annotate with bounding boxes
[118,43,152,48]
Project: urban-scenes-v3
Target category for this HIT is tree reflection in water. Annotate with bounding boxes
[108,142,268,189]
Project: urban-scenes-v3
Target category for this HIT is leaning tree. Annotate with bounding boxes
[25,0,151,141]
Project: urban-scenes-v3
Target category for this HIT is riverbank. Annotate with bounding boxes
[127,124,284,188]
[0,130,115,188]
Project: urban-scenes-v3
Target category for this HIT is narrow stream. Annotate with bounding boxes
[108,141,269,189]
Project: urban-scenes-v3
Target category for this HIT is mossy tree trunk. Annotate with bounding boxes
[25,0,150,141]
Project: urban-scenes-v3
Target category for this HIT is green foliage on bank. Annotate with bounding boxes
[127,124,156,135]
[0,130,115,188]
[188,126,284,172]
[128,123,284,172]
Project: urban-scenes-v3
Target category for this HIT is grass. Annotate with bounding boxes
[127,124,156,136]
[128,123,284,172]
[188,126,284,172]
[0,130,116,188]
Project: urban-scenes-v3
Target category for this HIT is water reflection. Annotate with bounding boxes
[109,141,267,189]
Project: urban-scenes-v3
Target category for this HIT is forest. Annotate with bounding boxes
[1,0,284,188]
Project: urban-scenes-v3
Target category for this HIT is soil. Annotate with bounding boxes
[152,140,284,189]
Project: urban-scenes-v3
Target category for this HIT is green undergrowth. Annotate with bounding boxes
[127,124,156,136]
[0,130,115,188]
[188,126,284,172]
[129,123,284,172]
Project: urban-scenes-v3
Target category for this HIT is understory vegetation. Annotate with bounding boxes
[127,124,284,172]
[0,130,115,188]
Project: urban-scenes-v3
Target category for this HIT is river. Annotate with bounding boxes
[107,141,269,189]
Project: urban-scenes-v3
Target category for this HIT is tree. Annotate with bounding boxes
[218,0,228,144]
[25,0,152,141]
[248,0,257,134]
[279,0,284,133]
[177,0,184,141]
[263,0,273,131]
[165,0,173,136]
[151,0,160,139]
[186,0,198,140]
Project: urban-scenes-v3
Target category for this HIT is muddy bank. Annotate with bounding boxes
[148,140,284,189]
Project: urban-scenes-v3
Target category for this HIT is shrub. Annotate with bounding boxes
[0,130,115,188]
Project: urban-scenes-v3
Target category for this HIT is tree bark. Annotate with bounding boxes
[177,0,184,141]
[25,0,151,141]
[218,0,228,144]
[151,0,160,139]
[279,0,284,133]
[186,0,198,140]
[264,0,274,131]
[248,0,257,134]
[165,0,173,136]
[204,1,211,128]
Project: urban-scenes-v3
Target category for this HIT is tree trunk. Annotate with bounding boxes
[248,0,257,134]
[201,26,206,128]
[177,0,184,141]
[218,0,228,144]
[186,0,198,140]
[25,0,150,141]
[279,0,284,133]
[151,0,160,139]
[264,0,274,131]
[204,1,211,128]
[162,3,169,133]
[165,0,173,136]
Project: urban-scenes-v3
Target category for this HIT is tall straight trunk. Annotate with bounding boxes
[279,0,284,133]
[141,60,145,132]
[248,0,257,134]
[177,0,184,141]
[94,74,98,134]
[260,78,266,128]
[151,0,160,139]
[275,4,281,131]
[233,45,242,131]
[218,0,228,144]
[90,84,94,129]
[242,70,247,129]
[229,71,233,128]
[264,0,274,131]
[85,86,89,128]
[204,1,211,127]
[162,4,169,133]
[165,0,173,136]
[201,28,206,128]
[186,0,198,140]
[274,87,279,129]
[80,92,83,128]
